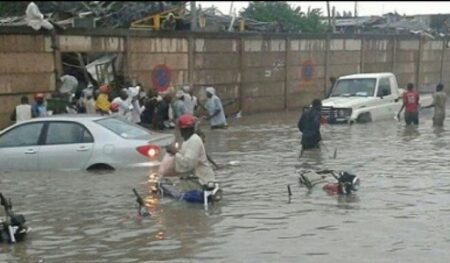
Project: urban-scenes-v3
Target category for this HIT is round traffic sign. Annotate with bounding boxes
[151,64,172,92]
[301,60,315,81]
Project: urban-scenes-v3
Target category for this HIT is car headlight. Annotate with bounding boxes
[337,108,352,117]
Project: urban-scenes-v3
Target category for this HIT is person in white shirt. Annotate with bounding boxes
[204,87,227,129]
[128,85,143,124]
[10,96,32,123]
[84,94,96,114]
[182,85,198,115]
[82,84,94,98]
[112,89,133,122]
[166,114,216,191]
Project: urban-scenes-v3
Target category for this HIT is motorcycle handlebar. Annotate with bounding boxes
[0,193,13,217]
[0,193,5,206]
[132,188,145,207]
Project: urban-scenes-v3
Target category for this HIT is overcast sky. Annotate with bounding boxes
[196,1,450,16]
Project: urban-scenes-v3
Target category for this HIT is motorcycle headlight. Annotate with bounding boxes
[351,176,360,192]
[337,172,360,194]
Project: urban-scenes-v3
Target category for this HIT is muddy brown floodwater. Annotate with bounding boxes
[1,108,450,263]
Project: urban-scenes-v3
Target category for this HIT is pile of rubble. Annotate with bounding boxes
[6,2,447,36]
[333,13,450,38]
[187,6,274,33]
[0,1,186,29]
[0,1,279,33]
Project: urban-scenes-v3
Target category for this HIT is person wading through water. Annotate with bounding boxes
[204,87,227,129]
[397,83,420,125]
[422,83,447,127]
[298,99,323,152]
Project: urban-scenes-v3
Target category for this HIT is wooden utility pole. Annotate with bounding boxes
[190,1,197,31]
[326,1,332,33]
[77,53,90,85]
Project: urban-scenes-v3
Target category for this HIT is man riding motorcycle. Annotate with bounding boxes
[165,114,216,193]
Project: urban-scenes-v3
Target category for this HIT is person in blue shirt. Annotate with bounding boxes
[172,90,186,121]
[31,93,48,118]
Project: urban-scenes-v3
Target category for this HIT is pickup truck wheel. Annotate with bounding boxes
[356,112,372,123]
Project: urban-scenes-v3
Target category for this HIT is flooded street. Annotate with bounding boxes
[2,108,450,262]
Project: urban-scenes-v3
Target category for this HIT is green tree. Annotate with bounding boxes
[240,1,326,33]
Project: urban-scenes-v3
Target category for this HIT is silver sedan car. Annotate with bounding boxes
[0,115,175,172]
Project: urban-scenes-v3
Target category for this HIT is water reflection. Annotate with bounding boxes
[336,194,361,206]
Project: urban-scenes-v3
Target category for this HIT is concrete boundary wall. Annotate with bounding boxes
[1,27,450,128]
[0,34,56,127]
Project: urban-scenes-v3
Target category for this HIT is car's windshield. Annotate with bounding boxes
[96,117,151,140]
[330,78,377,97]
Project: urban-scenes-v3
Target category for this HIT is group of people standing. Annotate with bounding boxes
[10,81,229,133]
[10,93,49,123]
[93,83,228,131]
[151,85,228,130]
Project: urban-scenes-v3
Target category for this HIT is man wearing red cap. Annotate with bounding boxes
[31,93,48,117]
[166,114,215,191]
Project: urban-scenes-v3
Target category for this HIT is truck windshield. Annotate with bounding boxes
[330,78,376,97]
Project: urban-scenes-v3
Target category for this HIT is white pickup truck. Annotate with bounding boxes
[320,72,433,124]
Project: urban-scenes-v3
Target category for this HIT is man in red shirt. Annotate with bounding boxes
[397,83,420,125]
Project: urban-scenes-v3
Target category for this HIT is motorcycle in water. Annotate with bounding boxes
[150,151,223,211]
[156,177,222,211]
[0,193,30,243]
[146,168,222,211]
[297,169,360,195]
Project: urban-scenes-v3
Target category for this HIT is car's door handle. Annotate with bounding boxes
[76,146,89,152]
[24,149,37,154]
